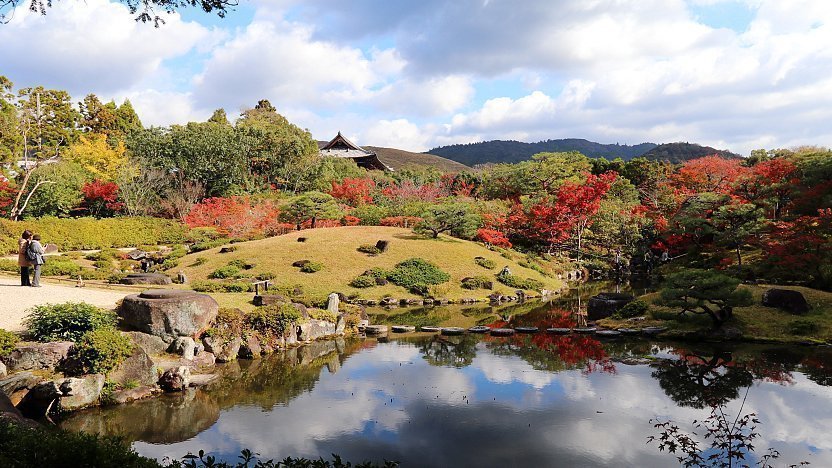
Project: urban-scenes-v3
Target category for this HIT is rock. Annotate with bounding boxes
[203,336,241,363]
[127,249,147,261]
[189,374,219,387]
[194,341,204,355]
[238,335,262,359]
[177,272,188,284]
[119,289,219,342]
[0,372,40,397]
[5,341,73,372]
[762,288,810,315]
[158,367,191,392]
[169,337,196,360]
[292,260,311,267]
[119,273,172,285]
[253,294,288,306]
[219,246,237,253]
[0,361,5,378]
[335,315,346,335]
[110,386,157,405]
[292,302,310,319]
[375,277,389,286]
[16,380,62,418]
[123,331,168,356]
[380,297,397,306]
[297,319,337,341]
[587,292,635,320]
[109,346,157,387]
[709,327,743,341]
[327,292,340,314]
[44,243,59,254]
[192,352,216,368]
[59,374,105,411]
[0,390,33,427]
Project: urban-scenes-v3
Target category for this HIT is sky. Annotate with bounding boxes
[2,0,832,154]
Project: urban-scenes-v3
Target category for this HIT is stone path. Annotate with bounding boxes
[0,276,129,332]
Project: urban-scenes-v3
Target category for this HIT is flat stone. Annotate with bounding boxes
[253,294,288,306]
[189,374,219,387]
[110,386,157,405]
[192,352,216,368]
[0,372,40,396]
[120,273,172,286]
[59,374,105,411]
[119,289,218,342]
[169,337,196,360]
[5,341,73,372]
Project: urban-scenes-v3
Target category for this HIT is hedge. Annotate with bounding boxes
[0,217,188,254]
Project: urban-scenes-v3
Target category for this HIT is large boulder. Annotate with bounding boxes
[109,346,157,387]
[762,288,811,315]
[238,335,262,359]
[16,380,62,419]
[587,293,635,320]
[120,273,172,285]
[4,341,73,372]
[297,319,337,342]
[169,337,196,360]
[119,289,219,342]
[202,336,241,363]
[59,374,105,411]
[253,294,288,307]
[0,372,40,400]
[123,331,168,356]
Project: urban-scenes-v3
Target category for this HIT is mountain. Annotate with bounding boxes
[641,142,742,164]
[426,138,658,166]
[364,146,470,172]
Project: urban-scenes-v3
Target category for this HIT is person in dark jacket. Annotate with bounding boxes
[28,233,46,287]
[17,230,32,286]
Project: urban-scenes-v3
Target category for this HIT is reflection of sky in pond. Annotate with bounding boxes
[87,339,832,467]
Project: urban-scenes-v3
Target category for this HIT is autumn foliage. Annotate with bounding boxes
[184,197,290,239]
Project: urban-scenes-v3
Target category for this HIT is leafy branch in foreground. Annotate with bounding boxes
[647,389,808,468]
[175,449,399,468]
[0,1,238,26]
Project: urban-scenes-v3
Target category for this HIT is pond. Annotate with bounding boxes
[59,284,832,467]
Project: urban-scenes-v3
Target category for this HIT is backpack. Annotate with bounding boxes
[26,241,39,262]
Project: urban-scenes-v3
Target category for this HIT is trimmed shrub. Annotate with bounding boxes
[203,308,245,343]
[461,276,493,290]
[24,302,118,342]
[189,238,228,253]
[357,244,381,255]
[474,257,496,269]
[69,328,133,375]
[0,329,19,358]
[350,275,377,288]
[0,258,17,272]
[788,319,820,336]
[41,257,82,277]
[388,258,450,293]
[191,257,208,267]
[299,261,324,273]
[209,265,243,279]
[228,259,256,270]
[192,280,251,293]
[255,272,276,281]
[308,308,338,323]
[495,272,543,290]
[612,299,650,319]
[246,304,302,338]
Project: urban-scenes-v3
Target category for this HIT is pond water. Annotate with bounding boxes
[59,285,832,467]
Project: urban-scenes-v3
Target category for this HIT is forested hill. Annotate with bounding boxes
[640,142,742,163]
[426,139,657,166]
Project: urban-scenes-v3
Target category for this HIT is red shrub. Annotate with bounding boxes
[185,197,283,239]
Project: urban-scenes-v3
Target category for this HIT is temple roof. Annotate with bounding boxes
[319,132,392,171]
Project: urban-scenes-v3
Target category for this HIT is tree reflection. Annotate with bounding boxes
[420,334,479,368]
[801,349,832,386]
[651,350,754,409]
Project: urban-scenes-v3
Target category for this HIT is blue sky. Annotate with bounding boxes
[2,0,832,153]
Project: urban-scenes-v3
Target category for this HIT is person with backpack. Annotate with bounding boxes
[27,233,46,287]
[17,230,33,286]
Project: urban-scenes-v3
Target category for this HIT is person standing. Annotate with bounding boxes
[17,230,33,286]
[28,233,46,288]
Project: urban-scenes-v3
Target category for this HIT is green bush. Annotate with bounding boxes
[0,258,16,272]
[24,302,118,342]
[189,238,228,253]
[85,249,121,262]
[0,217,188,254]
[612,300,650,319]
[299,261,324,273]
[351,204,390,225]
[228,259,256,270]
[461,276,493,290]
[0,329,19,358]
[308,308,338,323]
[495,272,543,290]
[41,257,82,277]
[192,280,251,293]
[78,269,111,281]
[357,244,381,255]
[474,257,496,269]
[209,265,243,279]
[191,257,208,267]
[203,308,245,343]
[246,304,302,338]
[387,258,450,293]
[788,319,820,336]
[70,328,133,375]
[350,275,377,288]
[255,272,276,281]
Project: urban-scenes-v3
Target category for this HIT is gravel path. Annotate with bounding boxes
[0,276,129,332]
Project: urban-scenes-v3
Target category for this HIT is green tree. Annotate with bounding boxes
[207,108,229,125]
[711,202,767,268]
[78,94,117,135]
[0,0,237,25]
[656,269,752,328]
[280,191,342,229]
[114,99,143,137]
[22,162,91,218]
[414,202,481,239]
[17,86,79,159]
[0,76,21,163]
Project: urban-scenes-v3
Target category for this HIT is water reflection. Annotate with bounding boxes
[59,335,832,467]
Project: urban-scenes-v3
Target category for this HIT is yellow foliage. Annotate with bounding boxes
[64,134,127,180]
